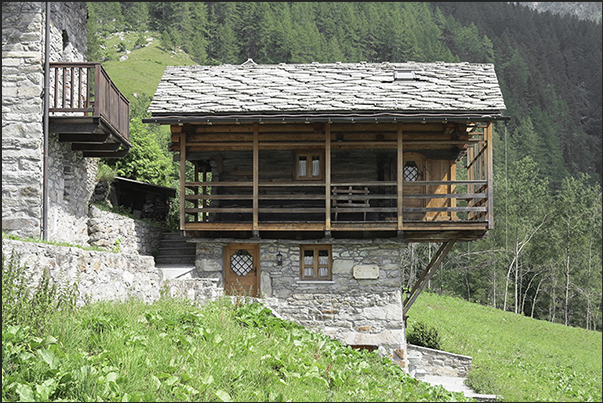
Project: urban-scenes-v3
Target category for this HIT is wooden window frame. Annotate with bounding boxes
[295,151,324,181]
[300,244,332,281]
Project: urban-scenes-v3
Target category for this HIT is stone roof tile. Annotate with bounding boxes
[148,62,506,115]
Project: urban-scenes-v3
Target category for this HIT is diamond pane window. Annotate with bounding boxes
[403,161,419,182]
[231,249,253,276]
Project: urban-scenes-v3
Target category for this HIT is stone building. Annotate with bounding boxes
[145,61,508,360]
[2,2,129,244]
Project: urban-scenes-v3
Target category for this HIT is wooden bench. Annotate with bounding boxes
[332,186,370,221]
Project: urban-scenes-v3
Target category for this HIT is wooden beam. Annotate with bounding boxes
[486,123,494,230]
[71,142,122,151]
[403,241,456,316]
[325,123,332,234]
[180,131,186,231]
[82,149,129,158]
[253,123,259,237]
[58,133,109,143]
[397,123,403,233]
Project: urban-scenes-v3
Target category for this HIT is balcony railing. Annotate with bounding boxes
[48,62,129,145]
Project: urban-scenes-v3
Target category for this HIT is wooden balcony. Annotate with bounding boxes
[177,122,494,243]
[48,62,130,158]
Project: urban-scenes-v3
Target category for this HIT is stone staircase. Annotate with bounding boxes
[154,231,197,280]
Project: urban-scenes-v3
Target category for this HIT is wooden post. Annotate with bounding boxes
[486,123,494,229]
[253,123,259,237]
[179,130,186,231]
[193,162,200,223]
[397,123,403,234]
[467,143,474,220]
[325,122,331,235]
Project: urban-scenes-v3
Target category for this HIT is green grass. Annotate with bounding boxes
[2,297,471,402]
[100,32,196,99]
[408,291,602,402]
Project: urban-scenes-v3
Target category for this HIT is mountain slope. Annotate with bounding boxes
[517,2,602,23]
[409,291,602,402]
[101,31,196,99]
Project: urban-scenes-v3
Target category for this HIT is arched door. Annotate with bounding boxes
[402,152,426,221]
[224,244,259,297]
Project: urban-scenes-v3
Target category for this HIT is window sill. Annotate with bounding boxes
[296,280,335,284]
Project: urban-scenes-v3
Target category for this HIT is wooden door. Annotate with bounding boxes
[224,244,259,297]
[402,152,426,221]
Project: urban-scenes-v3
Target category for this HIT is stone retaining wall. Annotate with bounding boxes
[407,344,472,377]
[87,205,164,256]
[2,239,224,308]
[2,239,161,305]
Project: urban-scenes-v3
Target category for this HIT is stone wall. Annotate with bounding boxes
[1,237,224,309]
[87,205,164,256]
[407,344,472,377]
[2,239,161,305]
[2,2,95,243]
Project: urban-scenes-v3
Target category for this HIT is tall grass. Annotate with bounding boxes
[408,291,602,402]
[2,251,78,332]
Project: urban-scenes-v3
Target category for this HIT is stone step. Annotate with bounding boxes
[158,265,196,280]
[154,231,196,266]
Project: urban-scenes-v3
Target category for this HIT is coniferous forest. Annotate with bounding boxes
[86,2,602,331]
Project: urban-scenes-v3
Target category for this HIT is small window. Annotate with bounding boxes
[296,152,324,180]
[403,161,419,182]
[300,245,332,280]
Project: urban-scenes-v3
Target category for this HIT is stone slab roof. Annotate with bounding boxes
[147,61,506,118]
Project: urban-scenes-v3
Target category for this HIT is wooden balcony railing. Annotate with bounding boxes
[182,180,489,223]
[48,62,129,145]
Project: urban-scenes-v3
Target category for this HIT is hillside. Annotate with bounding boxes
[409,291,602,402]
[3,251,601,403]
[100,31,196,99]
[517,2,603,23]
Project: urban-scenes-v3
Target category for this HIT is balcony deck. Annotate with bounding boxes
[48,62,130,158]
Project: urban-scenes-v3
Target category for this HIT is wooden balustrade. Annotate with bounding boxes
[49,62,129,144]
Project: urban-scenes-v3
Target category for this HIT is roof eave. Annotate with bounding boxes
[142,110,511,125]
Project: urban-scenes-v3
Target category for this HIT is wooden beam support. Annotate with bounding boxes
[403,241,456,316]
[179,131,186,231]
[485,123,494,230]
[71,142,122,151]
[325,122,332,235]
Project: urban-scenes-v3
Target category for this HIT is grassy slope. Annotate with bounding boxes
[408,291,602,402]
[101,32,196,99]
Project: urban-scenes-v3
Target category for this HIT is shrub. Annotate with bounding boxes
[407,321,442,350]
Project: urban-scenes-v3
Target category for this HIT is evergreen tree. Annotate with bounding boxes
[121,2,149,31]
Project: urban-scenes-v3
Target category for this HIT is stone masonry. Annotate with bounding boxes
[2,2,95,243]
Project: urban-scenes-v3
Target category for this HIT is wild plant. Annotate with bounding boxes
[2,251,78,333]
